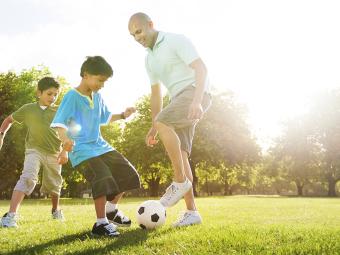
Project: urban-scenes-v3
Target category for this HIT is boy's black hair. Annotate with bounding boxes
[80,56,113,78]
[38,77,60,92]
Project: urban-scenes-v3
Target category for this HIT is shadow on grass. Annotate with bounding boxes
[4,228,149,255]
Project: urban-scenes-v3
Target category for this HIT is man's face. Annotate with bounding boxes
[84,73,109,92]
[129,19,154,48]
[38,87,60,106]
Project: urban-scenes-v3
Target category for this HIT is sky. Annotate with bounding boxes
[1,0,340,150]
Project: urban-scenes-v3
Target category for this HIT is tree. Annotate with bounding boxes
[270,117,320,196]
[119,95,172,196]
[191,91,261,195]
[308,89,340,196]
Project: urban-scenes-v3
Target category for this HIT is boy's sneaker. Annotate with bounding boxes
[173,211,202,227]
[106,209,131,227]
[160,179,192,207]
[0,212,18,228]
[91,222,120,237]
[52,209,65,221]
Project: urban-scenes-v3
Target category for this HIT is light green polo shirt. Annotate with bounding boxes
[145,31,203,99]
[12,103,61,154]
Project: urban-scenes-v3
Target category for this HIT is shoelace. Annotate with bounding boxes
[164,184,179,200]
[104,223,117,233]
[176,212,191,224]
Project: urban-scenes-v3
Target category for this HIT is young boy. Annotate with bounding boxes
[51,56,140,237]
[0,77,67,228]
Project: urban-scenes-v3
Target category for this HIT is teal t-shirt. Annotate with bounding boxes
[51,89,113,167]
[11,103,61,154]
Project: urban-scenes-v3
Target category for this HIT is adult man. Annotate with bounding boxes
[129,13,211,227]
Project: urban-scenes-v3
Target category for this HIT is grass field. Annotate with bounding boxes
[1,196,340,255]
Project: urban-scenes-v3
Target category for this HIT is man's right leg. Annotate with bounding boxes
[155,121,192,207]
[154,121,186,182]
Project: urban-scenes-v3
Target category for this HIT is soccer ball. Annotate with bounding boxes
[136,200,166,229]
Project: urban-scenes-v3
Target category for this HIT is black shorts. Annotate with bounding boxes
[76,151,140,200]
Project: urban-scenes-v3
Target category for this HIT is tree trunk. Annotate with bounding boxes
[223,180,229,196]
[205,176,209,195]
[189,158,198,197]
[148,177,160,197]
[327,177,337,197]
[295,181,304,196]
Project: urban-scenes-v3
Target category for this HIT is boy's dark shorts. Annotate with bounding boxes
[76,151,140,200]
[155,85,212,154]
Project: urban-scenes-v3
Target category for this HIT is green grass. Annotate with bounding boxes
[1,196,340,254]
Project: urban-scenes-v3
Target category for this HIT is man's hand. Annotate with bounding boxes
[188,102,203,120]
[145,127,158,147]
[123,107,136,119]
[57,150,68,165]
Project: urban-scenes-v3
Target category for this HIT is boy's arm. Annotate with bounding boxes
[0,115,14,150]
[109,107,136,123]
[54,127,74,152]
[57,149,69,165]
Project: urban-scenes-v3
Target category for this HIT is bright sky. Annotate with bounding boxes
[1,0,340,150]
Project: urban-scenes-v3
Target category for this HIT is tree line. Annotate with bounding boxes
[0,68,339,198]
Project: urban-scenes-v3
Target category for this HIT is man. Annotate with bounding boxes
[128,13,212,227]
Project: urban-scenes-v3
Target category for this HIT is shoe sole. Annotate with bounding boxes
[173,221,202,228]
[109,220,131,227]
[91,232,120,237]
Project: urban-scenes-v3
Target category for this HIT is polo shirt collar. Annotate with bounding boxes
[147,31,165,52]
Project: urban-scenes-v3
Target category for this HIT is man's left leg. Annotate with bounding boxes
[173,150,202,227]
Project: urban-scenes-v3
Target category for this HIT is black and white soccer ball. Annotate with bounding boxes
[136,200,166,229]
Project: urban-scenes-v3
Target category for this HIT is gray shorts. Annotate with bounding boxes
[14,149,63,196]
[155,85,212,154]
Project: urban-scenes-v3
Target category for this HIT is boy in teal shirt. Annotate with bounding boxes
[51,56,140,237]
[0,77,67,228]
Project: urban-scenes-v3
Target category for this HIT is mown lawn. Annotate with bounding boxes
[1,196,340,254]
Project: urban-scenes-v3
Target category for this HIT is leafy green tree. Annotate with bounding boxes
[270,117,320,196]
[307,89,340,196]
[119,95,172,196]
[192,91,261,195]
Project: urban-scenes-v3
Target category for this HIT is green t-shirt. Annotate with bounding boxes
[11,103,61,154]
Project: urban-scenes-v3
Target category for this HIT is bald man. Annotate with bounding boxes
[129,13,211,227]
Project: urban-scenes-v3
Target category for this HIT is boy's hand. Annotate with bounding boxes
[123,107,136,119]
[57,150,68,165]
[145,127,158,147]
[62,138,74,152]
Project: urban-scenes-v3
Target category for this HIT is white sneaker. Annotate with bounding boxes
[52,209,65,221]
[160,179,192,207]
[0,212,18,228]
[173,211,202,227]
